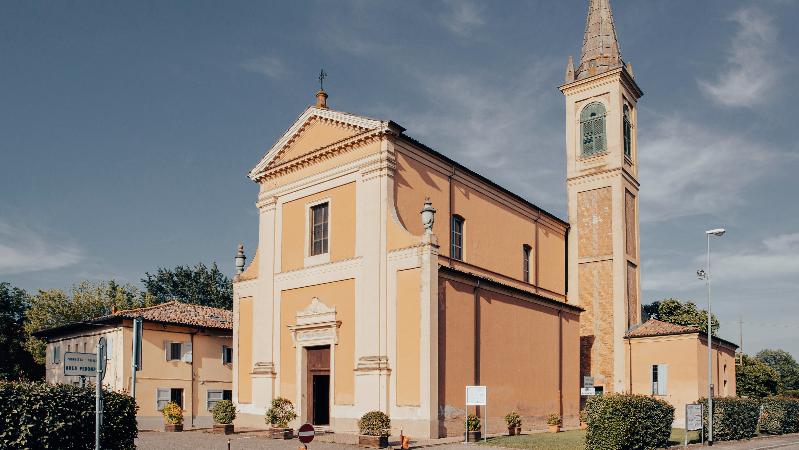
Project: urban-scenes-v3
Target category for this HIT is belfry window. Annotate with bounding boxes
[623,104,632,158]
[451,215,464,261]
[580,102,607,157]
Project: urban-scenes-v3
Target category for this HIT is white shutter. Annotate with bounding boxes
[164,341,170,360]
[207,390,223,410]
[106,337,113,360]
[181,342,192,363]
[156,388,170,410]
[658,364,668,395]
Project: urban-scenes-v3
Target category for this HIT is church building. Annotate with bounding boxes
[232,0,735,437]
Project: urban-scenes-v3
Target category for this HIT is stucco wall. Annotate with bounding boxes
[237,297,253,404]
[44,327,124,391]
[396,267,422,406]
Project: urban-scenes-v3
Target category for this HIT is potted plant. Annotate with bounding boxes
[358,410,391,448]
[265,397,297,439]
[466,414,481,442]
[579,408,588,430]
[504,411,521,436]
[546,413,562,433]
[211,400,236,435]
[162,401,184,432]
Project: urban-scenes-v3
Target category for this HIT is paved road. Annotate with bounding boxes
[135,430,799,450]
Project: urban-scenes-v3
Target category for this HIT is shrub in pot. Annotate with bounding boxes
[579,409,588,429]
[546,413,562,433]
[466,414,481,442]
[162,402,184,432]
[265,397,297,439]
[504,411,521,435]
[358,410,391,448]
[211,400,236,435]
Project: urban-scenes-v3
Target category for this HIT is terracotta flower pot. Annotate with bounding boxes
[213,423,234,435]
[358,434,389,448]
[270,427,294,439]
[580,422,588,430]
[548,425,560,433]
[508,426,516,436]
[164,423,183,432]
[466,430,481,442]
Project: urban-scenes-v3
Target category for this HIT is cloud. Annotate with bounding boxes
[240,56,289,79]
[638,115,775,222]
[439,0,485,37]
[697,6,781,107]
[0,220,84,275]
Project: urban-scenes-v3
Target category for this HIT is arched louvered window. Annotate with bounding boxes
[623,104,632,158]
[580,102,607,157]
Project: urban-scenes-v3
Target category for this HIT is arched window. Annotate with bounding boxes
[580,102,607,156]
[623,104,632,158]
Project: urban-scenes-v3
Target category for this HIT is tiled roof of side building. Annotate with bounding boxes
[625,318,700,338]
[98,300,232,330]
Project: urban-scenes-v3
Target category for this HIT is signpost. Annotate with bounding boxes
[685,403,703,447]
[298,423,315,450]
[465,386,487,443]
[131,317,143,402]
[581,376,596,396]
[95,337,106,450]
[64,352,100,377]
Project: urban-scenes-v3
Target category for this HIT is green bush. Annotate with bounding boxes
[504,411,521,428]
[584,394,674,450]
[265,397,297,428]
[162,401,183,425]
[783,389,799,399]
[698,397,759,441]
[0,381,137,450]
[358,410,391,436]
[212,399,236,425]
[759,397,799,435]
[466,414,480,432]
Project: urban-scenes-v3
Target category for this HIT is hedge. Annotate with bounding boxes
[584,394,674,450]
[0,381,137,450]
[698,397,759,442]
[759,397,799,435]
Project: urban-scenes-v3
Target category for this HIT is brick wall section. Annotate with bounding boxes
[578,260,614,389]
[577,188,613,258]
[625,190,636,256]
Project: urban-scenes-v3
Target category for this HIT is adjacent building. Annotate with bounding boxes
[34,301,233,429]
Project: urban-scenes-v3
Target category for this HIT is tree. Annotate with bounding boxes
[142,262,232,310]
[643,298,719,335]
[0,282,42,380]
[24,280,151,364]
[756,349,799,392]
[737,354,781,398]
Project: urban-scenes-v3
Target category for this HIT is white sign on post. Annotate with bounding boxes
[686,404,703,431]
[64,352,99,377]
[465,386,487,405]
[581,387,596,396]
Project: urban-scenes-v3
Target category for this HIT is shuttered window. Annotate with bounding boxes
[580,102,607,156]
[652,364,668,395]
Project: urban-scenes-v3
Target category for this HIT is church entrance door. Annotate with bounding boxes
[306,345,330,425]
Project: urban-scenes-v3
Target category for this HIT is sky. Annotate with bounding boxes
[1,1,798,357]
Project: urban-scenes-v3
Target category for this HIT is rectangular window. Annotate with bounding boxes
[523,245,532,283]
[451,215,464,261]
[167,342,182,361]
[223,389,232,401]
[310,202,329,256]
[53,345,61,364]
[156,388,171,410]
[170,388,184,408]
[207,390,223,411]
[222,346,232,364]
[652,364,668,395]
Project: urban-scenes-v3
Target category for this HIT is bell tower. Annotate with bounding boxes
[560,0,643,394]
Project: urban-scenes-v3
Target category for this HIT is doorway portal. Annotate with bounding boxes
[306,345,330,425]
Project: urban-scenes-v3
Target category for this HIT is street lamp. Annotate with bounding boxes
[698,228,725,446]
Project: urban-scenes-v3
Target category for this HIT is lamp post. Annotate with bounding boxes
[698,228,725,446]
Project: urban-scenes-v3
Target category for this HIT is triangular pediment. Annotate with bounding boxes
[249,107,393,181]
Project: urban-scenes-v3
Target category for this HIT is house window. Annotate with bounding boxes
[580,102,607,157]
[156,388,170,410]
[652,364,668,395]
[623,104,632,158]
[523,245,532,283]
[310,202,329,256]
[170,388,184,408]
[451,215,464,261]
[206,389,233,410]
[222,346,232,365]
[168,342,182,361]
[53,345,61,364]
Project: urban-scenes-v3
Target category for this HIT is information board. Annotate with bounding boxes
[686,404,703,431]
[465,385,487,406]
[64,352,98,377]
[581,387,596,396]
[583,376,594,389]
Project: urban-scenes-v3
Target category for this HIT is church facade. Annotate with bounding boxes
[232,0,735,437]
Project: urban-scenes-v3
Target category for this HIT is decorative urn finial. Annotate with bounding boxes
[420,197,436,233]
[235,243,246,275]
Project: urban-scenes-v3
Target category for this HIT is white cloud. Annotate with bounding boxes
[697,6,781,107]
[439,0,485,37]
[638,114,775,222]
[240,56,289,79]
[0,220,84,275]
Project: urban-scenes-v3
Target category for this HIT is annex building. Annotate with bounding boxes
[233,0,736,437]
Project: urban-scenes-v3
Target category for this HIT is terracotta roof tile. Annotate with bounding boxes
[625,319,700,338]
[99,301,232,330]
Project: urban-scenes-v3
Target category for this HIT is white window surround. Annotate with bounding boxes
[304,197,332,267]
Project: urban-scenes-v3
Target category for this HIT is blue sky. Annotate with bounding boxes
[1,1,798,356]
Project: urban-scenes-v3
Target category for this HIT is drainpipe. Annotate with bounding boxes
[558,310,563,420]
[190,331,196,428]
[473,279,481,423]
[448,165,455,266]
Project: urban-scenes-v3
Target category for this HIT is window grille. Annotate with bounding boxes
[580,102,607,156]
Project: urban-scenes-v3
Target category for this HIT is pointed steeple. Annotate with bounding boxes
[576,0,623,80]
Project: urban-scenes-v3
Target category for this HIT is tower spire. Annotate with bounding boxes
[576,0,622,80]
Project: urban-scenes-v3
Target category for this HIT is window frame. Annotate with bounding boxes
[53,345,61,365]
[222,345,233,365]
[523,244,532,283]
[623,104,632,159]
[580,101,608,157]
[451,215,465,261]
[170,388,184,408]
[304,198,332,266]
[651,364,668,395]
[168,342,182,361]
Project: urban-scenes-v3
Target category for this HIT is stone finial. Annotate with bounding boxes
[315,90,328,109]
[420,197,436,234]
[235,243,246,275]
[625,61,634,78]
[565,56,575,83]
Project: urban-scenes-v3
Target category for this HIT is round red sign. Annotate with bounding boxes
[298,423,315,444]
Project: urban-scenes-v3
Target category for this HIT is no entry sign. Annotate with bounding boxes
[298,423,315,444]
